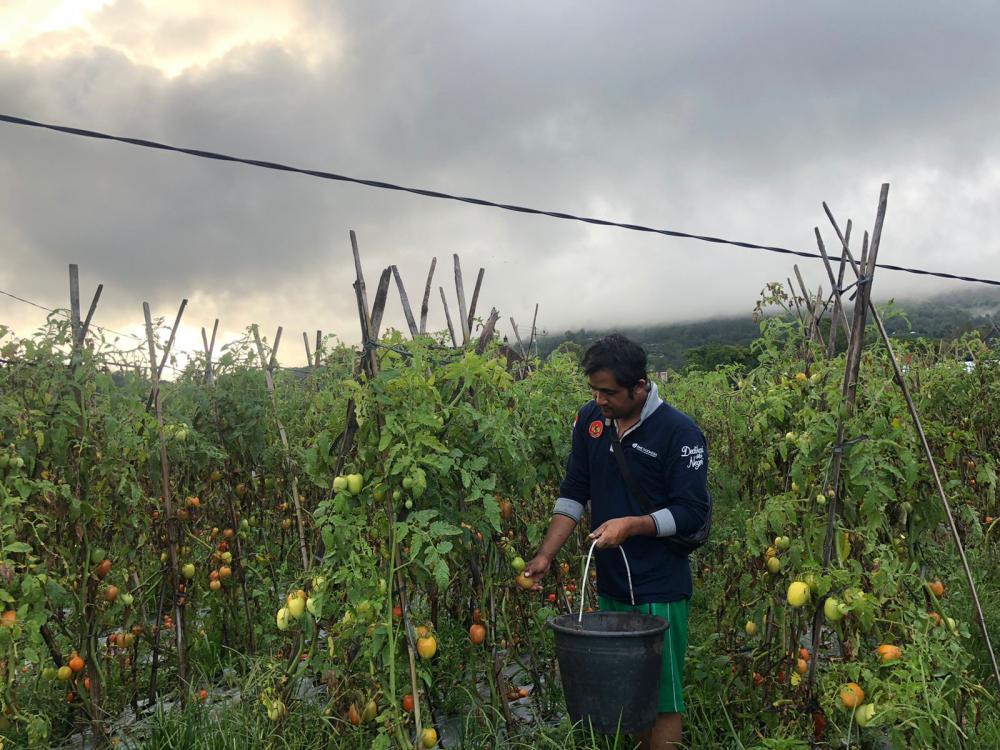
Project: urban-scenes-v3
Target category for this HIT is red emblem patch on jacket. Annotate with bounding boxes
[588,420,604,439]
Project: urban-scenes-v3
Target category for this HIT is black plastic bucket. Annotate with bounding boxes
[548,611,668,734]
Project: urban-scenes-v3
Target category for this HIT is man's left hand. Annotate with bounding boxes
[589,517,640,549]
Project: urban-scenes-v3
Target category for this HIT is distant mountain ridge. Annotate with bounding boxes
[539,287,1000,372]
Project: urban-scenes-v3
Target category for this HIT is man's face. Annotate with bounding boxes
[587,368,645,419]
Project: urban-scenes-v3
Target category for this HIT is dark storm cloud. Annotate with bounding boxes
[1,1,999,360]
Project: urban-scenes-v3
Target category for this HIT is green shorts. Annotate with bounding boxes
[597,595,688,714]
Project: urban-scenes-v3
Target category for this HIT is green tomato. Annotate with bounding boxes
[347,473,363,495]
[404,499,413,510]
[855,703,877,727]
[276,607,290,631]
[512,557,525,573]
[332,476,348,492]
[824,597,845,622]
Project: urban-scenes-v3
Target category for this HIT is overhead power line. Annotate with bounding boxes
[1,112,999,288]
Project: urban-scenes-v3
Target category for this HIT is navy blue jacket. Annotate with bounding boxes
[555,385,710,604]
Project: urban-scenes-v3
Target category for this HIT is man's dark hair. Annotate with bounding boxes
[581,334,648,389]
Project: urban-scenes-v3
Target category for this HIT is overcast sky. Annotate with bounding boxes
[2,1,999,366]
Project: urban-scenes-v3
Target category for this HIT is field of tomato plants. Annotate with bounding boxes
[1,300,999,749]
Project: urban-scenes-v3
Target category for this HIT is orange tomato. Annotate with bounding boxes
[416,636,437,660]
[876,644,902,663]
[839,682,864,709]
[469,624,486,645]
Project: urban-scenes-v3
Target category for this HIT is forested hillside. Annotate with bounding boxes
[539,288,1000,372]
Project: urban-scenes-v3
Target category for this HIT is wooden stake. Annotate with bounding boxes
[508,318,528,359]
[793,265,823,347]
[145,300,189,411]
[268,327,283,373]
[370,268,392,341]
[142,302,187,690]
[350,232,377,374]
[475,308,501,355]
[315,330,322,368]
[69,264,81,343]
[349,264,425,748]
[302,332,313,368]
[453,255,471,345]
[419,258,437,335]
[826,198,1000,690]
[786,277,806,331]
[79,285,103,349]
[390,265,419,339]
[814,227,852,359]
[197,328,256,654]
[467,267,485,331]
[201,319,218,386]
[807,185,888,690]
[528,303,539,357]
[439,287,457,347]
[252,325,310,571]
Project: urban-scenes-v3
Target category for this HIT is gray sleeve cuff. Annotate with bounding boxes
[650,508,677,537]
[553,497,586,523]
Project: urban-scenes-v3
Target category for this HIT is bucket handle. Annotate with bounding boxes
[578,540,634,622]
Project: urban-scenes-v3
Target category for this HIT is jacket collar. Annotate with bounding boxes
[613,381,664,439]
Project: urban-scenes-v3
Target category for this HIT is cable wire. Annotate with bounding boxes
[1,113,998,288]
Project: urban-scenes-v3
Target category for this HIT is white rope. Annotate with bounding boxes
[578,540,635,623]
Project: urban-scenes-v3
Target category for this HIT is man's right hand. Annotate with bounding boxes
[521,554,551,592]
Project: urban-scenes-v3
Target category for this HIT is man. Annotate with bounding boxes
[523,334,710,750]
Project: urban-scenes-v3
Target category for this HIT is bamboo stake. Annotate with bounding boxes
[390,265,419,339]
[453,254,471,345]
[252,325,310,571]
[419,258,437,335]
[826,203,1000,690]
[439,287,457,347]
[142,302,188,691]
